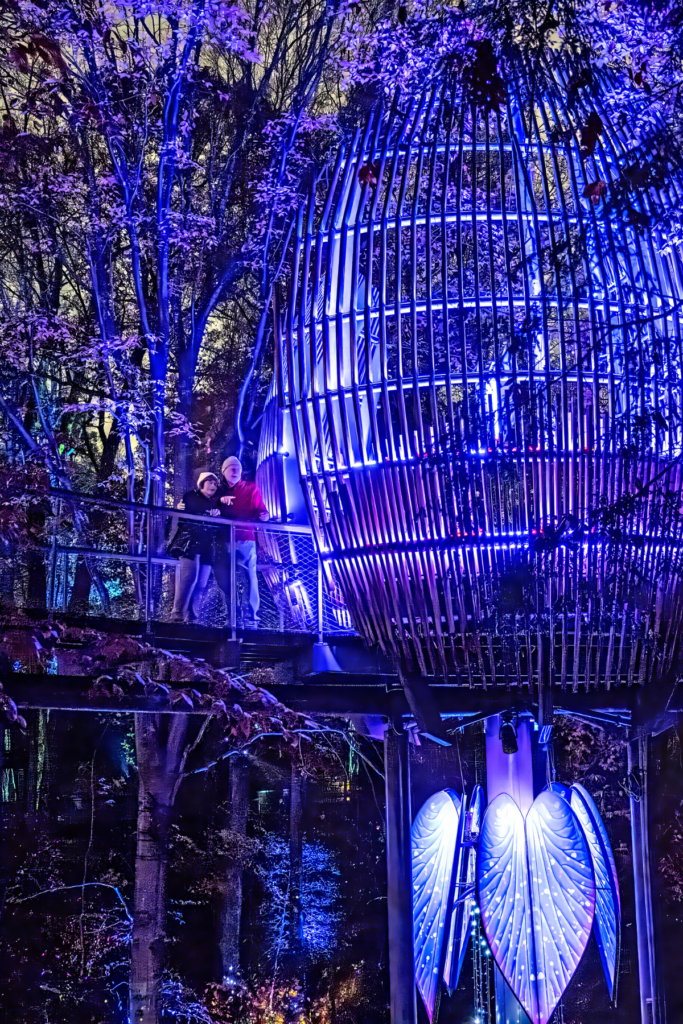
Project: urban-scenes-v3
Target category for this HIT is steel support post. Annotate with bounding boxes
[384,726,417,1024]
[317,557,324,644]
[628,735,664,1024]
[229,525,237,641]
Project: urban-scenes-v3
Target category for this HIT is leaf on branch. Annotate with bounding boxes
[170,690,193,708]
[583,179,607,204]
[8,47,30,74]
[29,35,67,74]
[358,162,381,188]
[580,112,603,156]
[468,40,506,112]
[397,5,408,25]
[567,68,593,98]
[628,61,649,90]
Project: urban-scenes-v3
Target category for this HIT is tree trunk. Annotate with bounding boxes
[26,709,49,813]
[218,754,250,981]
[130,713,190,1024]
[173,434,189,505]
[67,556,92,616]
[174,352,194,503]
[25,550,47,609]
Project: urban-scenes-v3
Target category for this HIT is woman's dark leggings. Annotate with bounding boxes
[172,556,212,619]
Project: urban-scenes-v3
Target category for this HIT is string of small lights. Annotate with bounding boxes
[472,904,493,1024]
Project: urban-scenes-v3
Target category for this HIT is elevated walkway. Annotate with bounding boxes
[3,490,679,731]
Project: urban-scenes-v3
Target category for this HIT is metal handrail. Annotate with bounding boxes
[49,487,314,535]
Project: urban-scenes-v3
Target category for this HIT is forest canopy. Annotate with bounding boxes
[0,0,681,516]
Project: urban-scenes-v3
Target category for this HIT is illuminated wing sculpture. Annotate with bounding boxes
[416,781,616,1020]
[568,784,621,998]
[526,790,596,1023]
[412,789,464,1019]
[412,787,485,1016]
[478,790,596,1024]
[478,794,538,1020]
[444,783,484,991]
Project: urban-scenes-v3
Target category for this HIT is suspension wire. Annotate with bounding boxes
[455,728,467,797]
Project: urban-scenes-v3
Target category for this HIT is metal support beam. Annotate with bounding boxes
[628,735,664,1024]
[384,725,417,1024]
[8,672,640,718]
[401,674,449,744]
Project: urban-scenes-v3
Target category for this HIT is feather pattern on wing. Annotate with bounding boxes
[478,794,538,1022]
[570,783,620,998]
[412,789,461,1020]
[526,790,596,1024]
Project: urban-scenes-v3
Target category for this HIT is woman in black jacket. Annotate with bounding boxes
[169,472,220,622]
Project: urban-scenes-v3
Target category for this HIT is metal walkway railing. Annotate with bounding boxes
[8,490,356,639]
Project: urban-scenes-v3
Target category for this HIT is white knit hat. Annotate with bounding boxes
[221,455,242,475]
[196,472,218,489]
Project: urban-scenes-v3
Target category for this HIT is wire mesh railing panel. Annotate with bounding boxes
[1,492,357,639]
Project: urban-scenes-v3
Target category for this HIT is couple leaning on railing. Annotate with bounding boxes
[168,456,269,627]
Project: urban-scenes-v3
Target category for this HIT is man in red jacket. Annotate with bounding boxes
[214,456,269,627]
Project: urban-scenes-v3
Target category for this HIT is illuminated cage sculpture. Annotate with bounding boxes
[258,65,683,687]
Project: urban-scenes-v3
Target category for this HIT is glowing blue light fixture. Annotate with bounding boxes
[411,786,483,1019]
[478,786,620,1024]
[413,781,619,1023]
[412,789,463,1019]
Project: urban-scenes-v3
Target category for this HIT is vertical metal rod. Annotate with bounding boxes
[317,557,324,643]
[384,726,417,1024]
[144,506,152,632]
[229,525,237,640]
[628,735,663,1024]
